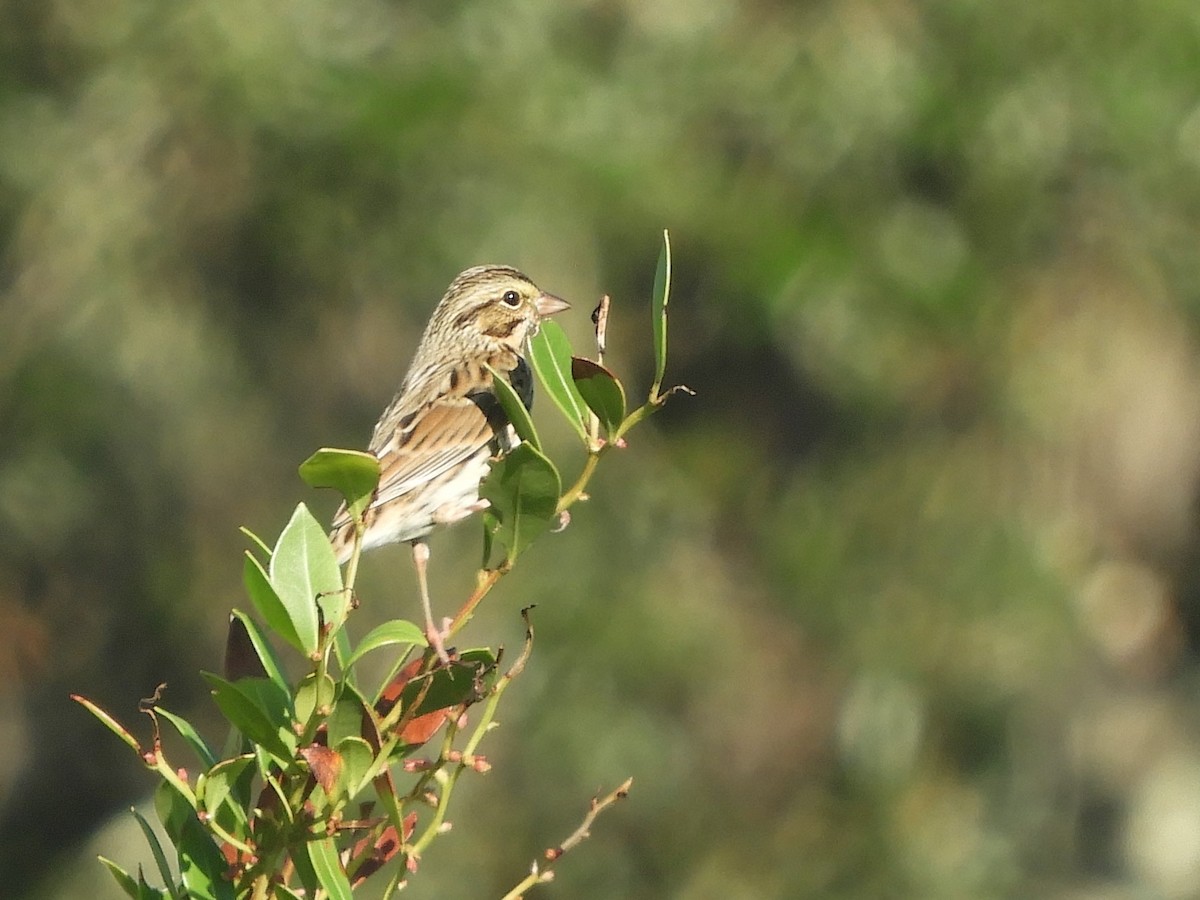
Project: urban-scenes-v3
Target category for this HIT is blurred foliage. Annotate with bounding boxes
[6,0,1200,898]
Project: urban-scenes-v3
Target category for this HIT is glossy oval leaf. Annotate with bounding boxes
[345,619,427,670]
[485,363,540,450]
[571,358,627,438]
[529,320,590,441]
[243,552,304,653]
[298,448,381,523]
[651,229,671,398]
[479,443,561,563]
[270,503,345,649]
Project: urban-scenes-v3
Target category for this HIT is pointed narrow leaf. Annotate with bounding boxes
[479,443,561,563]
[154,707,218,770]
[571,358,627,438]
[345,619,427,670]
[270,503,345,651]
[485,363,540,450]
[307,836,353,900]
[529,321,589,441]
[97,856,137,899]
[202,673,296,764]
[229,609,289,694]
[137,872,170,900]
[130,807,183,900]
[239,526,272,559]
[298,448,381,522]
[155,781,234,900]
[289,833,320,896]
[99,856,154,900]
[650,229,671,397]
[72,695,142,756]
[243,552,304,652]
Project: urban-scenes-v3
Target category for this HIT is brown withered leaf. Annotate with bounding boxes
[398,709,451,746]
[299,744,344,797]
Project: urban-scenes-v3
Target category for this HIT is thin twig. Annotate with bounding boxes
[498,778,633,900]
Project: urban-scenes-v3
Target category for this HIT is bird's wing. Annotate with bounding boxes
[371,393,496,507]
[329,354,521,543]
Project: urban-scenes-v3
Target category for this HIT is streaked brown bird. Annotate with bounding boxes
[330,265,569,662]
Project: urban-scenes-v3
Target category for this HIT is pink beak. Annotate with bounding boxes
[535,292,570,318]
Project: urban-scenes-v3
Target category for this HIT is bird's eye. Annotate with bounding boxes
[501,290,521,308]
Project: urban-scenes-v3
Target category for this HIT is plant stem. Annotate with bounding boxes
[498,778,633,900]
[556,449,604,514]
[446,565,507,639]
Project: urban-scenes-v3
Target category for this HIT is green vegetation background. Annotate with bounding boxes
[5,1,1200,897]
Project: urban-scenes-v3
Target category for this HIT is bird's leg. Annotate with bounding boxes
[411,539,451,665]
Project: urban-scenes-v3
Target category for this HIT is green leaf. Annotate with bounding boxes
[155,781,234,900]
[345,619,427,670]
[298,448,381,522]
[485,363,541,450]
[202,673,296,765]
[289,834,320,896]
[196,755,255,837]
[129,807,182,900]
[307,836,353,900]
[399,649,498,722]
[335,736,375,797]
[529,320,589,441]
[98,856,140,899]
[228,609,289,694]
[333,625,353,684]
[572,358,627,438]
[243,552,304,653]
[270,503,346,652]
[100,855,169,900]
[651,228,672,398]
[239,526,272,559]
[478,443,561,563]
[72,694,142,756]
[154,707,217,770]
[326,681,371,748]
[294,672,337,724]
